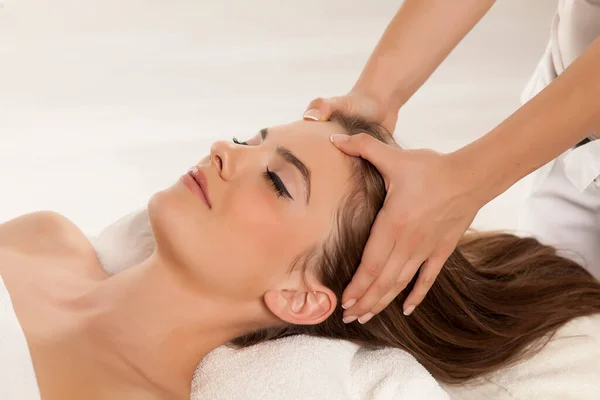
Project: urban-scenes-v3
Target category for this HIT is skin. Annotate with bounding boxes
[303,0,497,132]
[0,119,355,399]
[303,0,600,324]
[302,0,499,322]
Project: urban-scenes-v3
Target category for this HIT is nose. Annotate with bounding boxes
[210,140,241,181]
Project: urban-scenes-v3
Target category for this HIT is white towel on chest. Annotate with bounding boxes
[0,275,41,400]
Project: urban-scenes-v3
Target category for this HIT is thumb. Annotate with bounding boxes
[304,96,355,122]
[304,97,334,122]
[330,133,387,168]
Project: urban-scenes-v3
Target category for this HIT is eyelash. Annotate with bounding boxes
[264,167,292,199]
[231,137,293,200]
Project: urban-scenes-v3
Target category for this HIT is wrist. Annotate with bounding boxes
[348,83,403,136]
[351,80,404,118]
[446,140,514,208]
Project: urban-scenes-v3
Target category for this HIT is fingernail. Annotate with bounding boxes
[341,299,357,309]
[303,109,320,121]
[403,305,416,316]
[330,134,349,144]
[342,315,358,324]
[358,312,374,324]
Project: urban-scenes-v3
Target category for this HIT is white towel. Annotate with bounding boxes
[92,210,449,399]
[0,275,41,400]
[193,336,449,400]
[442,315,600,400]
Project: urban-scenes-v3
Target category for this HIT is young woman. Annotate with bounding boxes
[1,114,600,399]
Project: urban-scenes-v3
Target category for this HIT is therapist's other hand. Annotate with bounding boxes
[328,134,484,323]
[303,91,399,134]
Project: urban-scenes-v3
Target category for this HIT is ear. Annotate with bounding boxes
[263,285,337,325]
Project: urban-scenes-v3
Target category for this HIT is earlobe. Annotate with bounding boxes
[264,287,336,325]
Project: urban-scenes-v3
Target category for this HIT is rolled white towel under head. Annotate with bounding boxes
[192,335,449,400]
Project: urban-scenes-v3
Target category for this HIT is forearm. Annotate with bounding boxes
[353,0,496,111]
[455,38,600,203]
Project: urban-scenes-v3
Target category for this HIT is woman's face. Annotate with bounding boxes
[149,119,354,304]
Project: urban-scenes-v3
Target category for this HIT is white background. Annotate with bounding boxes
[0,0,556,235]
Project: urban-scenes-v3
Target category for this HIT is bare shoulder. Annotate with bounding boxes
[0,211,97,260]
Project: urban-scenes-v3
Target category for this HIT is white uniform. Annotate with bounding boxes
[518,0,600,279]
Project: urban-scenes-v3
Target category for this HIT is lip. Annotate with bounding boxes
[181,166,212,208]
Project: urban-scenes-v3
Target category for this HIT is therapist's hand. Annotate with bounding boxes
[303,91,399,134]
[325,134,485,323]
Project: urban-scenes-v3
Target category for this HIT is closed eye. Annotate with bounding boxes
[232,136,293,200]
[264,167,293,200]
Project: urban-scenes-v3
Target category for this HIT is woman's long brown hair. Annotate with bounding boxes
[232,114,600,384]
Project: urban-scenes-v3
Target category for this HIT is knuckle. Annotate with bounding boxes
[306,98,322,110]
[441,244,458,259]
[363,262,382,279]
[353,132,369,146]
[393,278,410,292]
[386,212,408,236]
[408,230,427,251]
[308,97,330,114]
[419,274,436,289]
[311,97,326,106]
[373,279,393,293]
[389,219,405,238]
[412,289,429,303]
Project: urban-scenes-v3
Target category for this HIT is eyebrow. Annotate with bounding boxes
[261,127,311,204]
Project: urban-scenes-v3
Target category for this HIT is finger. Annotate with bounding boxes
[369,258,426,316]
[402,255,448,315]
[341,207,397,308]
[345,251,423,324]
[303,97,334,122]
[329,132,390,171]
[348,229,432,318]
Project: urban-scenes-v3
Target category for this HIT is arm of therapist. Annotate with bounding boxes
[305,1,600,325]
[304,0,498,323]
[303,0,497,134]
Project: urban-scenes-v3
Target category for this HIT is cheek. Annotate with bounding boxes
[209,188,313,289]
[222,189,295,261]
[148,182,316,301]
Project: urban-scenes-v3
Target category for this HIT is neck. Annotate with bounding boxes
[74,252,259,397]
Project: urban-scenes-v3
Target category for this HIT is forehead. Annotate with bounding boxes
[265,119,349,144]
[266,120,352,177]
[268,119,354,232]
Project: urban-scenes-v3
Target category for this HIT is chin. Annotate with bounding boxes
[148,184,200,265]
